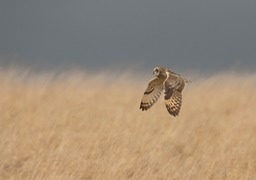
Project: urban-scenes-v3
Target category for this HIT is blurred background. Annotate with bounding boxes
[1,0,256,75]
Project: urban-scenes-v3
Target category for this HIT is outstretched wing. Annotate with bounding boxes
[164,90,182,116]
[140,77,164,111]
[163,75,184,116]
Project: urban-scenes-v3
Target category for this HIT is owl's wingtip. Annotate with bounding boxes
[166,105,179,117]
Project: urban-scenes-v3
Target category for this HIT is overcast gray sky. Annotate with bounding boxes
[1,0,256,74]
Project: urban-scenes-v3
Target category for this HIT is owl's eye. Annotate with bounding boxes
[153,68,160,76]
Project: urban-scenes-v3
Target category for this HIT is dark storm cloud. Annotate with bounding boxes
[1,0,256,73]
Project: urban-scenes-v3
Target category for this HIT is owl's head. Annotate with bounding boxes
[153,66,167,78]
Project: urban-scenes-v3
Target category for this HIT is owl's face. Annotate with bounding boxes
[153,66,166,78]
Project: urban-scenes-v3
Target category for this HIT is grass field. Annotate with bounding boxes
[0,69,256,180]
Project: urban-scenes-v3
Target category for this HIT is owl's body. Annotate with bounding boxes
[140,66,189,117]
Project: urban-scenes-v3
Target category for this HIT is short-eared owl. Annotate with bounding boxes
[140,66,190,117]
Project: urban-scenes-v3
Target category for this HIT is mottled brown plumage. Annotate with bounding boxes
[140,66,189,117]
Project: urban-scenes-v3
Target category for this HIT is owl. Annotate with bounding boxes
[140,66,190,117]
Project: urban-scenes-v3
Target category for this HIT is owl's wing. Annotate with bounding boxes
[140,77,164,111]
[163,76,183,116]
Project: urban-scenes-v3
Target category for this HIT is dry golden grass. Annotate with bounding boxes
[0,69,256,180]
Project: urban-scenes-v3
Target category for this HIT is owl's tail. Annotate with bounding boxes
[184,78,192,83]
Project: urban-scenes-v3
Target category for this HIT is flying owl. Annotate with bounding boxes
[140,66,190,117]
